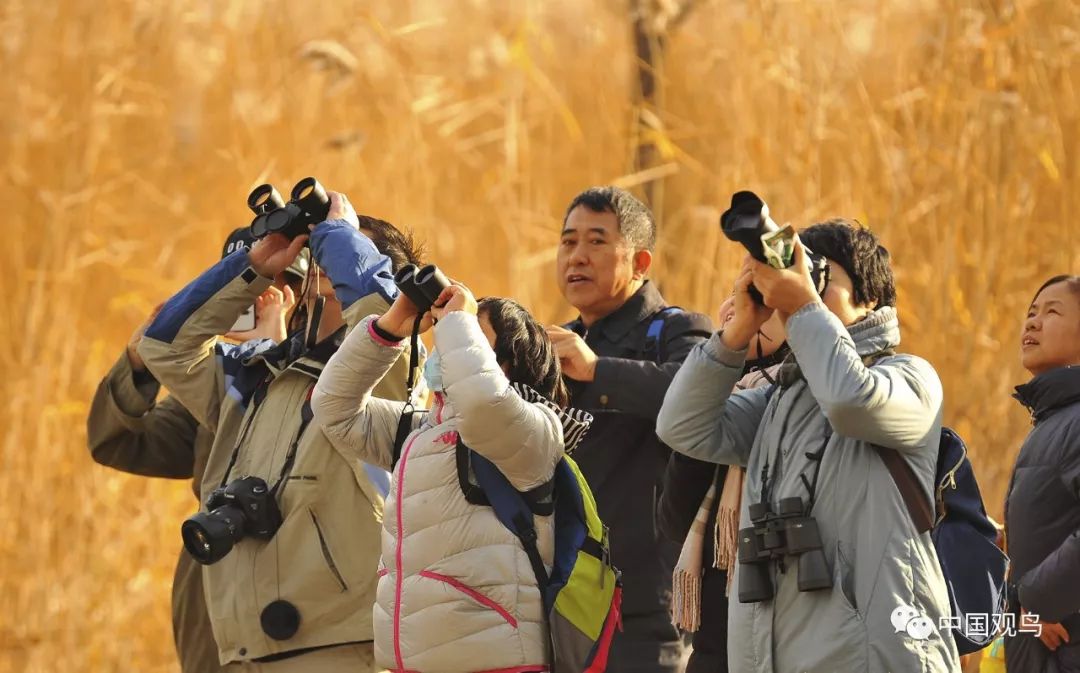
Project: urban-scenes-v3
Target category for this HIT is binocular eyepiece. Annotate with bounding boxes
[394,264,451,313]
[736,496,832,604]
[248,177,330,241]
[719,191,830,305]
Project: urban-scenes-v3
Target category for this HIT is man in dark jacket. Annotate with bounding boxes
[1005,274,1080,673]
[547,186,712,672]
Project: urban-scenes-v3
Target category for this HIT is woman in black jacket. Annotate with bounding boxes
[1005,274,1080,673]
[656,300,787,673]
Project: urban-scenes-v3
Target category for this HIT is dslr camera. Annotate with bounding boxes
[247,177,331,241]
[720,191,830,305]
[181,476,283,565]
[737,496,831,603]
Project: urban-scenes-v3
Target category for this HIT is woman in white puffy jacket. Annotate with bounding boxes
[312,282,588,673]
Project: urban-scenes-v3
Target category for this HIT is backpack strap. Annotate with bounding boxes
[469,450,552,591]
[456,441,555,515]
[874,445,934,534]
[642,306,682,364]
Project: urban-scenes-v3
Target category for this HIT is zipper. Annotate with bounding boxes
[309,510,348,592]
[934,441,966,527]
[393,431,421,673]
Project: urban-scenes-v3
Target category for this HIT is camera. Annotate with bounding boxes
[248,177,331,241]
[719,191,830,305]
[181,476,283,565]
[394,264,451,313]
[736,496,831,603]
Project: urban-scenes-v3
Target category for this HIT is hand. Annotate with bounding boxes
[249,232,308,279]
[225,285,297,343]
[127,302,165,372]
[545,325,599,382]
[721,257,775,350]
[430,283,478,321]
[750,235,823,321]
[376,291,435,340]
[317,191,359,229]
[1023,610,1070,651]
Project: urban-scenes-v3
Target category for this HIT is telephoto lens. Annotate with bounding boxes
[720,191,778,265]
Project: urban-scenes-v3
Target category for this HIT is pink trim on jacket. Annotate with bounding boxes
[368,320,404,347]
[418,570,519,628]
[390,667,546,673]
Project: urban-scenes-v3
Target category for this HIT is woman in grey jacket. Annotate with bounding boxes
[656,221,959,673]
[1005,274,1080,673]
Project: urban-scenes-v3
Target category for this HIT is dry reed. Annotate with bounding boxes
[1,0,1077,670]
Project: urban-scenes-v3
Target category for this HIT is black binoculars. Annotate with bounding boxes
[737,496,832,604]
[394,264,450,313]
[247,177,330,241]
[719,191,830,305]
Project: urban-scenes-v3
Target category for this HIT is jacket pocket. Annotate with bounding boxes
[834,540,860,617]
[309,510,348,593]
[419,570,518,628]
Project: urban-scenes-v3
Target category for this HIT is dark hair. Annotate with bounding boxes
[799,219,896,308]
[359,215,424,273]
[563,186,656,251]
[477,297,569,408]
[1031,275,1080,306]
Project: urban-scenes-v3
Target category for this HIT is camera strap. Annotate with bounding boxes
[269,386,316,498]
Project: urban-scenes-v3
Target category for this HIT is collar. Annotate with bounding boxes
[247,325,347,380]
[1013,365,1080,423]
[567,281,667,343]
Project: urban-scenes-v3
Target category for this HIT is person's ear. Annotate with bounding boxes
[631,249,652,280]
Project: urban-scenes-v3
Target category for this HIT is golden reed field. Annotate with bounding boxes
[1,0,1078,670]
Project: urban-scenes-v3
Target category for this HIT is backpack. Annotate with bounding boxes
[875,428,1010,655]
[394,382,622,673]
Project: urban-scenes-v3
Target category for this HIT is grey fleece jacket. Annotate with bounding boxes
[656,303,960,673]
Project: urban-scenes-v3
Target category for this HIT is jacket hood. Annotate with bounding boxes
[510,382,593,454]
[1013,365,1080,423]
[777,305,900,386]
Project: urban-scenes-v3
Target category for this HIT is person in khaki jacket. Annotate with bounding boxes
[137,191,417,672]
[87,229,302,673]
[312,284,590,673]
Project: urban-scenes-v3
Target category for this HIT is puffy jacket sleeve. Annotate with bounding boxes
[138,251,273,433]
[1017,422,1080,622]
[86,351,199,478]
[311,316,414,471]
[437,311,564,491]
[573,309,713,420]
[656,332,770,467]
[785,303,943,452]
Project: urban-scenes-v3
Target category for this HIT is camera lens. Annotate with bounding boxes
[181,505,245,565]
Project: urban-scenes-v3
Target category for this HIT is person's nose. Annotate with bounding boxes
[567,241,589,268]
[1024,314,1040,334]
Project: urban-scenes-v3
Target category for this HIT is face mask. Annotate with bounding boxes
[422,349,444,393]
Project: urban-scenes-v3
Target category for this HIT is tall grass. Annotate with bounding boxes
[1,0,1077,670]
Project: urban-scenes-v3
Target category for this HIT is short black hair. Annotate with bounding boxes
[800,219,896,308]
[563,186,656,251]
[478,297,569,408]
[1031,275,1080,306]
[359,215,423,273]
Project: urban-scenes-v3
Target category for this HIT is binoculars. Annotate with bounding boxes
[719,191,830,305]
[737,496,832,604]
[247,177,331,241]
[394,264,450,313]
